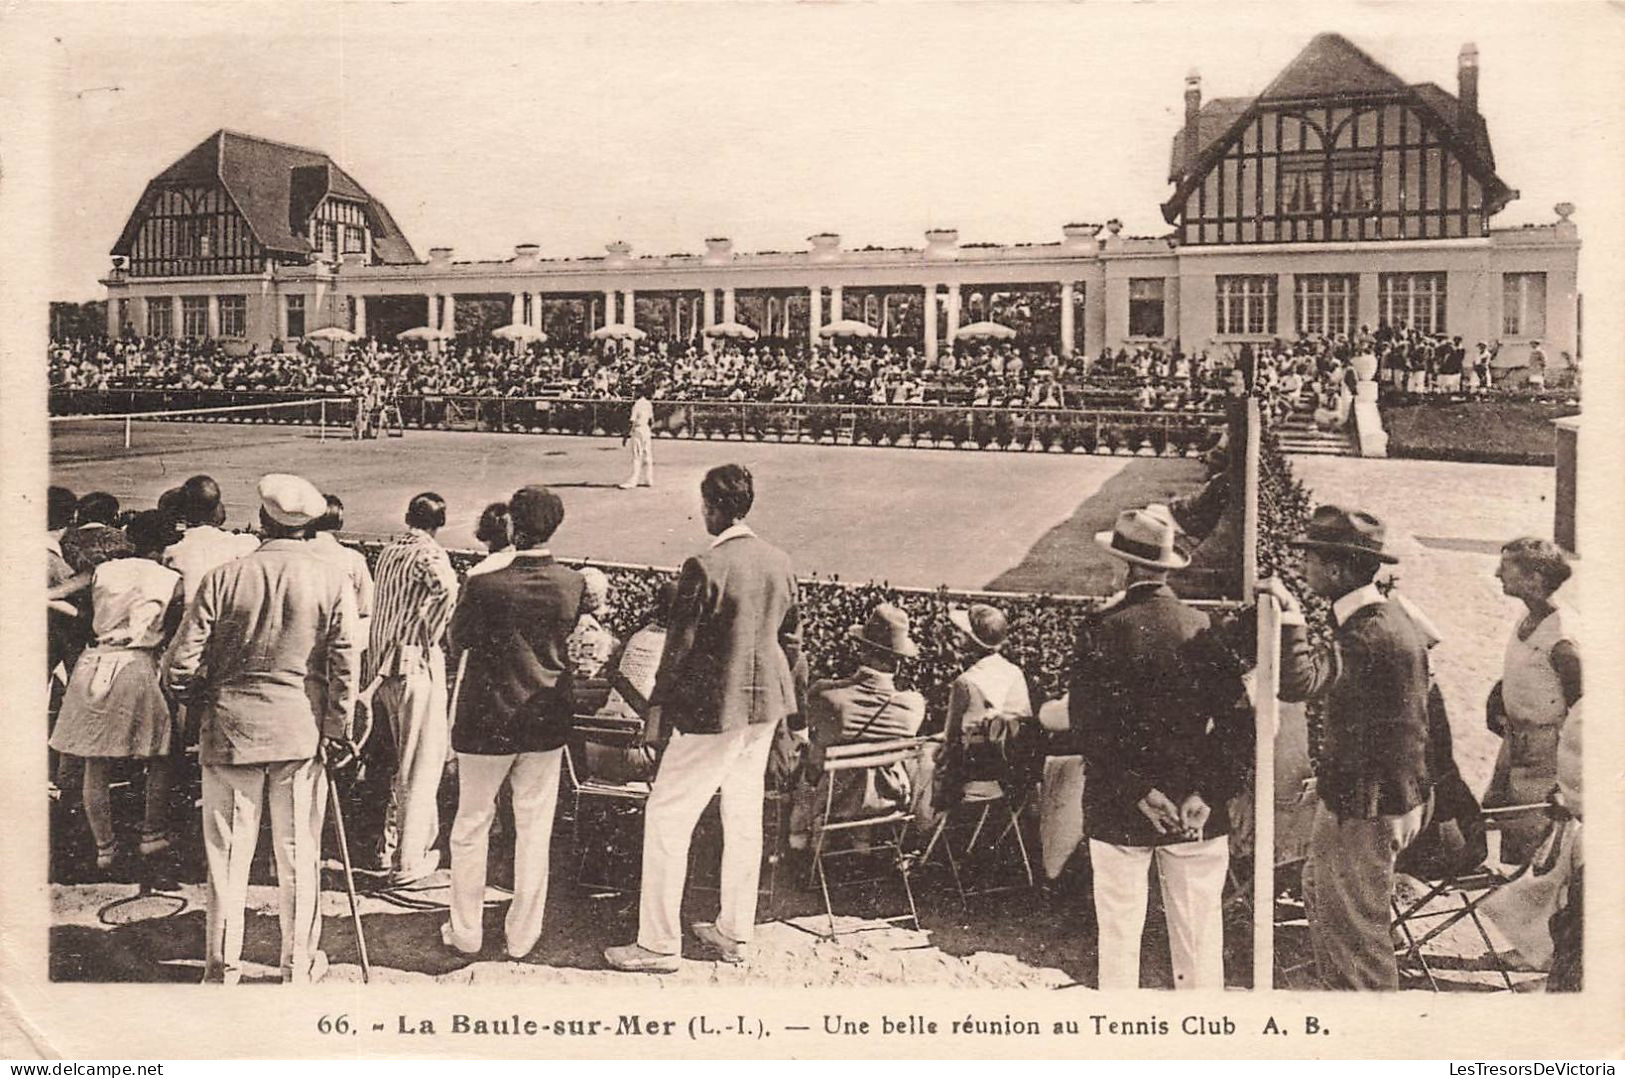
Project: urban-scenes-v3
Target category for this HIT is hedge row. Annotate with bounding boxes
[350,540,1244,729]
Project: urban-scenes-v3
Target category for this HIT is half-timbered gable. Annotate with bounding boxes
[1164,34,1515,246]
[111,130,416,276]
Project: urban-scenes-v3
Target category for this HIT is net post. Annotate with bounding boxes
[124,415,132,450]
[320,399,327,442]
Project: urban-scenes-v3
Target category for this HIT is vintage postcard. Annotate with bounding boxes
[1,0,1621,1061]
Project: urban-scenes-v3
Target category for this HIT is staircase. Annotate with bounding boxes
[1275,401,1358,456]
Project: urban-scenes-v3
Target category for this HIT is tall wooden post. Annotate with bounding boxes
[1244,395,1278,991]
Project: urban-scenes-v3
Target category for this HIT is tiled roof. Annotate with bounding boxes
[111,130,418,264]
[1165,33,1510,212]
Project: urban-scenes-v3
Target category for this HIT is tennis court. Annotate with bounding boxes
[50,410,1205,594]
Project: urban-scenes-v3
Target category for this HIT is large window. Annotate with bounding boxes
[1502,273,1547,338]
[146,297,172,337]
[1128,278,1166,338]
[1379,272,1448,335]
[1216,275,1277,335]
[218,295,247,337]
[286,294,306,339]
[181,296,209,338]
[1294,275,1358,336]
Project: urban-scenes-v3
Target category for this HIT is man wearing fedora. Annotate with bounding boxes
[1071,506,1250,990]
[789,603,927,848]
[605,463,802,972]
[163,473,358,984]
[1257,504,1431,991]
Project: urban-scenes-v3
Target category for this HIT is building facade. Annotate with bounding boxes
[103,35,1578,374]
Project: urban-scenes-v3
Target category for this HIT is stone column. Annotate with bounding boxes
[443,294,457,336]
[830,285,844,323]
[808,286,821,348]
[104,297,121,337]
[945,284,961,344]
[703,289,717,354]
[206,294,220,338]
[1357,272,1379,334]
[511,293,523,325]
[426,294,436,329]
[1060,281,1076,357]
[530,293,543,330]
[354,294,367,337]
[623,289,637,327]
[131,296,147,339]
[603,289,616,328]
[722,288,736,323]
[171,295,184,339]
[923,284,938,364]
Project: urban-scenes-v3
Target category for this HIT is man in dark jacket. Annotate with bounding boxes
[441,486,585,960]
[1258,504,1430,990]
[606,464,802,972]
[1071,506,1249,990]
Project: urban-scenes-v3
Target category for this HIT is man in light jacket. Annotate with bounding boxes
[605,464,802,972]
[163,473,357,984]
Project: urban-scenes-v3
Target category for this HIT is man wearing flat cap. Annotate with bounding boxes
[790,603,927,848]
[441,486,585,959]
[1070,506,1250,990]
[1257,504,1430,991]
[163,473,358,984]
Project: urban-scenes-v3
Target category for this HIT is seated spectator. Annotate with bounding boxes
[789,603,927,849]
[938,603,1036,808]
[565,567,619,679]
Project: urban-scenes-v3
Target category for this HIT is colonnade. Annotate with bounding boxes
[394,279,1084,361]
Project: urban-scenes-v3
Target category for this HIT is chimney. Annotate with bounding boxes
[1184,69,1202,179]
[1458,43,1479,113]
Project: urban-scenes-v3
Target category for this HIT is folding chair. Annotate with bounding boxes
[920,722,1038,905]
[806,735,934,939]
[562,714,654,895]
[1390,802,1568,992]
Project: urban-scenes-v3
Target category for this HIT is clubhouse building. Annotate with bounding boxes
[102,33,1578,375]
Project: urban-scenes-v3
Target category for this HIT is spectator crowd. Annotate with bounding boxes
[46,454,1581,990]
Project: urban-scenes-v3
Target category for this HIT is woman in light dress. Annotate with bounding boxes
[48,511,185,874]
[1483,537,1581,864]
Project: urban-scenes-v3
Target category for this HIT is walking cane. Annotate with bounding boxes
[326,756,372,984]
[325,682,375,985]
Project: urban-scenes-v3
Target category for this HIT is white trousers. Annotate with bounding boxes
[376,654,448,877]
[636,722,777,955]
[201,758,326,984]
[445,749,563,958]
[625,430,654,486]
[1089,835,1229,991]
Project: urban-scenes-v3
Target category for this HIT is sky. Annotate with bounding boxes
[13,1,1625,300]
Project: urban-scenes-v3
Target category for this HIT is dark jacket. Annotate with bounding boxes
[1278,599,1430,818]
[1069,583,1251,846]
[650,528,802,735]
[447,553,585,755]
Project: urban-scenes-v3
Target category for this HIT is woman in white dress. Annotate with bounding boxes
[1484,537,1581,864]
[48,511,185,873]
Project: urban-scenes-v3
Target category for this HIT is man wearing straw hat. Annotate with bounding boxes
[1070,506,1250,990]
[1257,505,1430,991]
[163,473,358,984]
